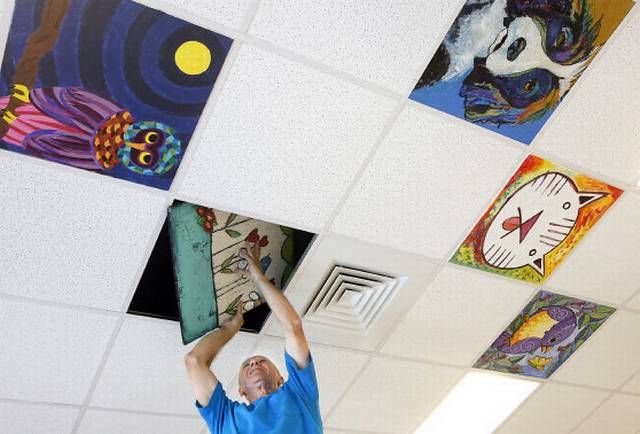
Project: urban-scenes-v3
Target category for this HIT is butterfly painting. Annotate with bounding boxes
[474,290,615,379]
[451,155,622,283]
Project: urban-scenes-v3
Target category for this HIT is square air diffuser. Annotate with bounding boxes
[305,265,404,332]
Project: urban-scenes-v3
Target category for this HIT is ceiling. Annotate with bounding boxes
[1,0,640,433]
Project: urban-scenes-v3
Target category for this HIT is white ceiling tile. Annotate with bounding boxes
[79,409,203,434]
[0,153,167,311]
[496,383,609,434]
[553,310,640,389]
[380,265,534,366]
[626,291,640,312]
[177,44,396,230]
[535,11,640,185]
[0,401,79,434]
[249,0,458,93]
[0,298,118,404]
[253,337,370,416]
[331,104,524,259]
[90,315,257,414]
[324,431,386,434]
[573,394,640,434]
[263,234,439,351]
[326,357,463,433]
[547,192,640,305]
[136,0,252,30]
[621,371,640,395]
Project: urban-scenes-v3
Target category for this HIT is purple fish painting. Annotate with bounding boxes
[474,290,615,379]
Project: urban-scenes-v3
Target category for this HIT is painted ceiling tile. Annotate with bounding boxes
[552,310,640,389]
[409,0,635,144]
[451,154,622,283]
[0,0,231,190]
[168,200,314,343]
[474,290,615,379]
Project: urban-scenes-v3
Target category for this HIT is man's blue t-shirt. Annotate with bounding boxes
[195,352,323,434]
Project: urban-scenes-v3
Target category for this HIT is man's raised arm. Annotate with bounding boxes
[238,245,310,369]
[184,307,244,407]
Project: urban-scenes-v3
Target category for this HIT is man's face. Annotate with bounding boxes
[238,355,283,403]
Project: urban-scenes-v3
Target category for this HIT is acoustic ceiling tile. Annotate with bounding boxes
[0,298,118,403]
[331,104,524,259]
[326,357,463,433]
[380,265,534,366]
[249,0,457,93]
[79,409,204,434]
[547,192,640,305]
[253,337,370,416]
[552,310,640,390]
[535,11,640,185]
[0,401,79,434]
[495,383,609,434]
[621,371,640,394]
[625,291,640,312]
[263,234,439,350]
[90,315,257,414]
[177,44,396,230]
[135,0,252,30]
[0,152,168,311]
[573,394,640,434]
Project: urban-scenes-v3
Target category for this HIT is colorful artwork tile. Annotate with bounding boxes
[203,207,296,325]
[169,201,300,344]
[0,0,231,190]
[474,290,615,379]
[451,155,622,283]
[410,0,634,144]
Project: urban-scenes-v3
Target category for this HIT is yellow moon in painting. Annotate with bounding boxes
[175,41,212,75]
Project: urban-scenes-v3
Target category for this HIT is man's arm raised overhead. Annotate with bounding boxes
[237,244,310,369]
[184,305,244,407]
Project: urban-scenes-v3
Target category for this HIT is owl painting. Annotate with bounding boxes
[0,0,232,189]
[1,86,180,175]
[475,290,615,379]
[451,155,622,283]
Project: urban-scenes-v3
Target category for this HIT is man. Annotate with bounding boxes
[184,242,323,434]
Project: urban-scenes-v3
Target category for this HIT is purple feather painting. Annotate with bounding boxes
[474,290,615,379]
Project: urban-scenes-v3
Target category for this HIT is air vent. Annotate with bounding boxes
[304,265,404,331]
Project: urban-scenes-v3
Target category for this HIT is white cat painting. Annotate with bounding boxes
[451,155,622,283]
[482,172,605,276]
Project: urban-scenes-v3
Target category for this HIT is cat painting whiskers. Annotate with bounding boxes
[481,171,606,276]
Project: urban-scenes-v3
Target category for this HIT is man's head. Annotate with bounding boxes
[238,355,284,403]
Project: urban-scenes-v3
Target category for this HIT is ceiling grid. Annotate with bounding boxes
[1,0,639,433]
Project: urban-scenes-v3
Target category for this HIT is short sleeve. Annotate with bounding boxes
[194,382,233,434]
[284,351,319,407]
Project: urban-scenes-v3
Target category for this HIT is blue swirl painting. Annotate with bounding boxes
[0,0,232,190]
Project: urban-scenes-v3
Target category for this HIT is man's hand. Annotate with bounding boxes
[232,241,310,369]
[233,242,264,282]
[225,301,245,332]
[185,303,245,408]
